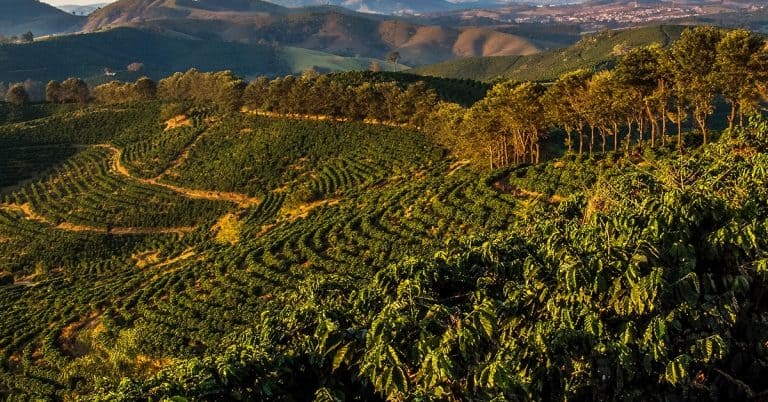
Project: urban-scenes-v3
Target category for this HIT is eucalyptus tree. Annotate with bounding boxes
[586,70,630,153]
[669,26,723,145]
[615,44,671,147]
[543,70,592,155]
[715,29,768,129]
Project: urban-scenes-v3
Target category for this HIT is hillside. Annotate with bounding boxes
[3,20,768,402]
[0,28,282,83]
[80,0,540,65]
[82,0,288,31]
[0,0,85,36]
[410,24,684,81]
[0,28,407,84]
[1,93,767,399]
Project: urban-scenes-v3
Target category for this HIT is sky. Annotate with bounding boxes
[41,0,113,5]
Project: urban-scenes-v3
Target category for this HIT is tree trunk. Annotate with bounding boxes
[738,101,745,127]
[696,109,708,145]
[536,143,541,163]
[590,125,595,155]
[728,102,736,131]
[602,128,607,154]
[613,122,619,152]
[646,104,656,148]
[659,80,668,145]
[676,104,683,152]
[488,146,494,170]
[579,126,584,156]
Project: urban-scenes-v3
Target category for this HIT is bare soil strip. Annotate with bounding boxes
[0,203,196,235]
[98,144,260,208]
[244,110,413,130]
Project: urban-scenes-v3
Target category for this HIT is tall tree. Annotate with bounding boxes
[615,44,670,147]
[61,77,90,103]
[586,70,628,153]
[134,77,157,101]
[243,76,271,111]
[6,84,29,105]
[715,29,768,130]
[669,26,723,145]
[45,80,62,103]
[543,70,591,155]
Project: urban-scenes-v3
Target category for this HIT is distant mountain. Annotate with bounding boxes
[83,0,288,31]
[81,0,540,65]
[57,3,110,16]
[0,0,85,36]
[411,25,684,82]
[0,27,405,84]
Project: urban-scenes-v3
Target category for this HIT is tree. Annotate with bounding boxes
[243,76,270,111]
[6,84,29,105]
[157,69,245,112]
[714,29,768,130]
[543,70,591,155]
[398,82,438,128]
[134,77,157,100]
[45,80,63,103]
[20,31,33,43]
[670,26,723,145]
[61,77,90,103]
[586,70,628,153]
[387,51,401,64]
[615,44,671,147]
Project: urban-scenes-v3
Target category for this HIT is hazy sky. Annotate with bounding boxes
[41,0,114,6]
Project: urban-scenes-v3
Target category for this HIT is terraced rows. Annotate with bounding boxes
[120,126,205,179]
[120,168,521,355]
[0,110,526,398]
[0,146,82,190]
[3,147,230,230]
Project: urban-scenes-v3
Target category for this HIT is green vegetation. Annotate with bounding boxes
[411,25,685,82]
[0,28,282,84]
[0,25,767,401]
[282,47,407,74]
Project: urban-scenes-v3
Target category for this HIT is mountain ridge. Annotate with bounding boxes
[80,0,540,65]
[0,0,85,36]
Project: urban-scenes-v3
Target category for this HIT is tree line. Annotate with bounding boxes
[429,27,768,168]
[3,26,766,169]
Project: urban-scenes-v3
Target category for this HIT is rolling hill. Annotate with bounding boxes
[263,0,461,14]
[80,0,541,65]
[0,0,85,36]
[410,24,685,81]
[0,27,406,84]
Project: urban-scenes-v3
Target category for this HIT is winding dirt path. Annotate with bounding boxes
[0,203,197,235]
[1,138,258,235]
[98,144,260,208]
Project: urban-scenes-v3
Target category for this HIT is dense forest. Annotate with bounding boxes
[0,26,767,400]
